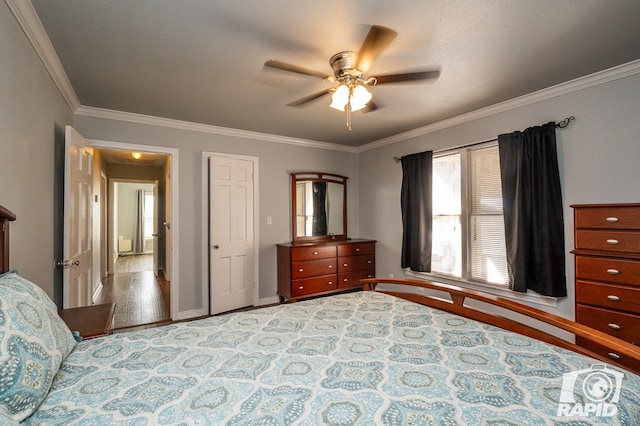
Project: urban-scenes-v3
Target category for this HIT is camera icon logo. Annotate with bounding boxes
[557,364,624,418]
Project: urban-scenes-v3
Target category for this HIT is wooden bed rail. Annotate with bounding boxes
[361,277,640,376]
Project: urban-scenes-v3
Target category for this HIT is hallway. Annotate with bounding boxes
[95,254,171,330]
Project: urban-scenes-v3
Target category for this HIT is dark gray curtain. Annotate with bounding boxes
[400,151,433,272]
[312,182,327,236]
[133,190,145,253]
[498,122,566,297]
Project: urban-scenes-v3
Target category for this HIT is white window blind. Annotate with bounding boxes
[467,145,507,285]
[430,143,508,286]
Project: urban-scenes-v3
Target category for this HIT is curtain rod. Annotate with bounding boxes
[393,116,574,163]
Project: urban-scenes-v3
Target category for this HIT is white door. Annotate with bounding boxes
[152,180,159,276]
[63,126,94,308]
[164,164,171,281]
[209,155,254,314]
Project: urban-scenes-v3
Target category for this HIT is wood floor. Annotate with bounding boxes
[95,254,171,330]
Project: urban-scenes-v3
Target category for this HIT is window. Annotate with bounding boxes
[431,143,508,286]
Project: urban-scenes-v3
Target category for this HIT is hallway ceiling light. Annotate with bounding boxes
[132,152,142,159]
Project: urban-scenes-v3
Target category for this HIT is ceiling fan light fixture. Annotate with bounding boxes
[349,85,372,112]
[132,152,142,160]
[329,84,350,111]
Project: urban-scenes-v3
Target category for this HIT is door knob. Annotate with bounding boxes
[213,245,220,249]
[56,259,80,269]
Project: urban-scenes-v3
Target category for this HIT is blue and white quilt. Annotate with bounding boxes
[23,292,640,425]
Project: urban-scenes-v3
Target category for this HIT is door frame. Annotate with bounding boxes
[202,152,260,314]
[110,178,157,271]
[90,139,179,321]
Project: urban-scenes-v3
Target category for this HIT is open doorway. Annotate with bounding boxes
[93,148,172,330]
[113,181,156,272]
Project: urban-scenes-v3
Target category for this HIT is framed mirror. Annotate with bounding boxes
[291,172,348,242]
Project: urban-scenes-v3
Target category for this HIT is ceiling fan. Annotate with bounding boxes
[264,25,440,130]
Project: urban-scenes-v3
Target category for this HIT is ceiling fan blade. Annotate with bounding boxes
[286,89,334,107]
[264,60,329,79]
[373,70,440,85]
[361,101,380,113]
[354,25,398,73]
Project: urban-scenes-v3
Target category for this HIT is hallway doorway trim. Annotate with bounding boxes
[89,138,179,322]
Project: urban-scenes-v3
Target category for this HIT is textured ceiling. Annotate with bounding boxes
[30,0,640,146]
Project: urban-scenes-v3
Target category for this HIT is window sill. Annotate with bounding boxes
[403,269,558,308]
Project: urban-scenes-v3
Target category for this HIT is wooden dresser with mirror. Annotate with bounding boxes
[277,172,376,302]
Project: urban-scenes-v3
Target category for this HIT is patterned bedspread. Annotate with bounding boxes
[24,292,640,425]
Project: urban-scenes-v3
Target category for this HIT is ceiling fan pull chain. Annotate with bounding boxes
[346,100,353,131]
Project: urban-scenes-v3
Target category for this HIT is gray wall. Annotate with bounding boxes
[0,1,73,303]
[357,71,640,320]
[73,115,359,314]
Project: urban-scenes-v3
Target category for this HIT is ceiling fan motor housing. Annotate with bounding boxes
[330,51,363,83]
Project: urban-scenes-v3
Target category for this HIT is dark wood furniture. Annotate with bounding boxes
[0,205,17,274]
[277,239,376,302]
[362,277,640,375]
[58,303,116,339]
[571,203,640,372]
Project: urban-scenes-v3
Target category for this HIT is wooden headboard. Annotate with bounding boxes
[0,205,17,274]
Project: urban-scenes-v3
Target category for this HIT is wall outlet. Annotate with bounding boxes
[389,273,394,278]
[266,216,272,225]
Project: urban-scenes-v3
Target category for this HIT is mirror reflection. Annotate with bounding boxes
[291,172,348,242]
[296,181,344,237]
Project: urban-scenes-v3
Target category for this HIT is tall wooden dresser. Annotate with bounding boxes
[277,239,376,303]
[571,203,640,371]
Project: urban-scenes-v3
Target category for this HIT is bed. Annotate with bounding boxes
[2,205,640,425]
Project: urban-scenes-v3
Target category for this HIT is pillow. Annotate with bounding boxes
[0,272,77,422]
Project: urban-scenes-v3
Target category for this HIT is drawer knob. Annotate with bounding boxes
[608,323,621,330]
[328,265,333,269]
[343,278,348,282]
[606,269,620,275]
[313,251,318,255]
[298,286,304,290]
[367,260,372,264]
[343,263,348,267]
[606,239,619,245]
[606,217,619,223]
[367,274,373,278]
[608,352,621,360]
[328,281,333,285]
[298,268,304,272]
[355,248,360,252]
[607,295,620,302]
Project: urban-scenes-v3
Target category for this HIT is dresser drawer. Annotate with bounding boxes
[575,230,640,253]
[291,258,336,279]
[291,275,337,296]
[575,206,640,230]
[338,255,375,272]
[575,256,640,285]
[577,305,640,344]
[338,270,375,289]
[337,242,375,257]
[577,338,640,373]
[576,281,640,314]
[290,245,336,261]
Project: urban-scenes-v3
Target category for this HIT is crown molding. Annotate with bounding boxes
[76,106,359,153]
[359,59,640,152]
[6,0,80,111]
